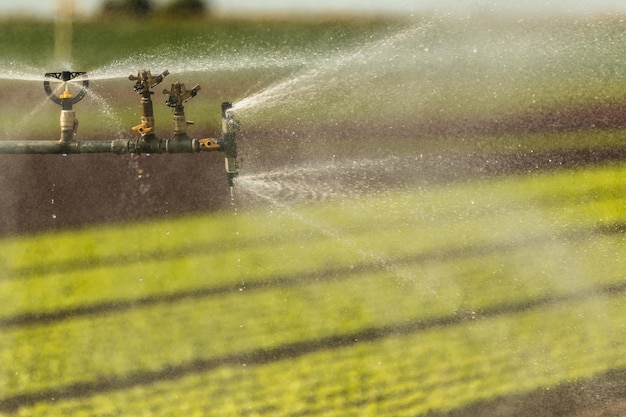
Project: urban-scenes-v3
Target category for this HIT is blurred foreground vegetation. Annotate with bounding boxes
[1,159,626,415]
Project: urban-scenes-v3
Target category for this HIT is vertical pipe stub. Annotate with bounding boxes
[220,102,240,187]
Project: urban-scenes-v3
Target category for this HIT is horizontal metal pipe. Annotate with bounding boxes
[0,136,224,155]
[0,140,122,154]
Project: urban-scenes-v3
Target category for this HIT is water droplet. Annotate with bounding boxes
[51,214,57,219]
[138,277,143,282]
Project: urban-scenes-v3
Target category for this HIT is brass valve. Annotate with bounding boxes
[198,138,221,151]
[131,123,153,135]
[128,69,169,136]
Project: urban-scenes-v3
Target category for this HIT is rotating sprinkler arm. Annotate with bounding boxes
[0,69,241,187]
[43,71,89,107]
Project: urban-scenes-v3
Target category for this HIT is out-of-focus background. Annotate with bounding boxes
[5,0,626,17]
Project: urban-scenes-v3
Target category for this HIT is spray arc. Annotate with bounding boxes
[0,69,240,186]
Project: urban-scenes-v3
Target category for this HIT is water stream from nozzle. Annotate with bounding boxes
[87,49,311,81]
[230,22,430,117]
[235,156,416,206]
[83,87,126,138]
[236,166,419,287]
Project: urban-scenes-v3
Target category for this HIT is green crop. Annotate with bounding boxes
[1,161,626,415]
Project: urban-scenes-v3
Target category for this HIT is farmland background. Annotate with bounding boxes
[1,12,626,416]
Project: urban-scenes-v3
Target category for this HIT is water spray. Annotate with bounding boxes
[0,69,240,187]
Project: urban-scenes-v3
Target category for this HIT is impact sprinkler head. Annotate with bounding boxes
[43,71,89,110]
[163,82,201,136]
[163,82,201,109]
[129,69,169,95]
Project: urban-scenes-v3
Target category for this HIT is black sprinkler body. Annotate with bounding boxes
[0,69,240,187]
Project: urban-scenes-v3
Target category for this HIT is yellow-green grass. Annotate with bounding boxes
[1,161,626,415]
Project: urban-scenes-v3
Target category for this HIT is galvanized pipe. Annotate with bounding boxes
[0,135,225,155]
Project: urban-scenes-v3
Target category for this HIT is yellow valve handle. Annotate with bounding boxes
[132,123,153,135]
[198,138,221,151]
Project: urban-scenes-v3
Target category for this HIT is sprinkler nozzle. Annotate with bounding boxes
[45,71,87,83]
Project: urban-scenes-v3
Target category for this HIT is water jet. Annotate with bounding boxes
[0,69,240,186]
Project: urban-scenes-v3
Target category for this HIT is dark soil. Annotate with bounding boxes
[0,152,233,236]
[3,101,626,236]
[435,368,626,417]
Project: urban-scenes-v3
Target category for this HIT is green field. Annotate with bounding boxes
[1,14,626,416]
[1,159,626,415]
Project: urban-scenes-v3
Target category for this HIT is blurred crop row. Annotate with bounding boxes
[2,160,626,415]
